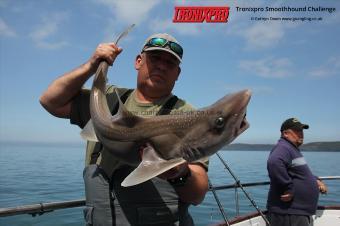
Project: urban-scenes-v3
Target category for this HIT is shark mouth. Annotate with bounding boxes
[238,113,249,135]
[241,113,248,128]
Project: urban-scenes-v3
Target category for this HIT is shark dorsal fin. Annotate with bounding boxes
[121,144,185,187]
[80,119,99,142]
[115,89,132,118]
[112,89,144,127]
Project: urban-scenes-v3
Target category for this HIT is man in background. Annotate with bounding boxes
[266,117,327,226]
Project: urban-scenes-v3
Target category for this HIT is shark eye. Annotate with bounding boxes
[215,117,225,129]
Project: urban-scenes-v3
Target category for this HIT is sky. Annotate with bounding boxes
[0,0,339,145]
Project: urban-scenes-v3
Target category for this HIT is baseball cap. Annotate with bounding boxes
[280,118,309,131]
[141,33,183,62]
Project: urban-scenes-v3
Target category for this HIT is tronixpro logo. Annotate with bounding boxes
[173,6,230,23]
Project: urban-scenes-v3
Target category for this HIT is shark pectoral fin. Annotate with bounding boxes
[80,119,99,142]
[121,145,186,187]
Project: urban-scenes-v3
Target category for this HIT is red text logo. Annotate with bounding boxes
[173,6,230,23]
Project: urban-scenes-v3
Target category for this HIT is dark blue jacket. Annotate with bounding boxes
[266,138,319,216]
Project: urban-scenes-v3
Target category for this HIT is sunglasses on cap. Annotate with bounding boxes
[144,37,183,59]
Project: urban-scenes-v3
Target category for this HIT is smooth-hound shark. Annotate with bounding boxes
[81,26,251,187]
[81,60,251,187]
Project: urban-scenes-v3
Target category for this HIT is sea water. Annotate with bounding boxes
[0,143,339,226]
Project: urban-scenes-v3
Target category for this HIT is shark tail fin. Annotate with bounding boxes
[121,144,185,187]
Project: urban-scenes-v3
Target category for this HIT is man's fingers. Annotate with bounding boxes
[280,193,293,202]
[319,185,328,194]
[93,43,123,65]
[317,180,328,194]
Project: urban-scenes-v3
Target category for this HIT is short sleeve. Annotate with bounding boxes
[70,89,91,129]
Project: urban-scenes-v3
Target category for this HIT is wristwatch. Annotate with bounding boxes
[167,170,192,187]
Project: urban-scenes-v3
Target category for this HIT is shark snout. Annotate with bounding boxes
[239,89,252,106]
[226,89,252,112]
[243,89,252,97]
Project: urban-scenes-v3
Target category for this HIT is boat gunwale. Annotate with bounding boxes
[215,205,340,226]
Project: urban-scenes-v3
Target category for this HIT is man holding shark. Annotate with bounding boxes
[40,33,210,225]
[41,30,251,225]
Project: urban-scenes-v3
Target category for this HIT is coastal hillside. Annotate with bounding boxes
[223,141,340,152]
[301,142,340,152]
